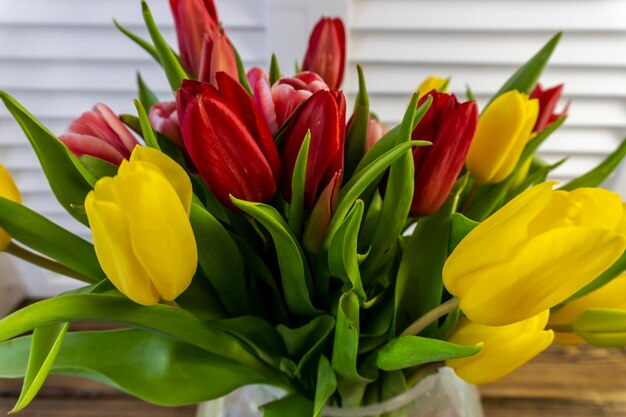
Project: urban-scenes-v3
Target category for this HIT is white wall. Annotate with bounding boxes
[0,0,624,297]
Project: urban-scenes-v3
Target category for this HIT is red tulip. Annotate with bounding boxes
[410,91,478,216]
[530,83,569,133]
[198,29,239,87]
[176,73,281,208]
[59,103,139,165]
[280,89,346,208]
[302,17,346,89]
[149,101,183,149]
[169,0,219,77]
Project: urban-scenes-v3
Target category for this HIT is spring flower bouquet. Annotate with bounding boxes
[1,0,626,415]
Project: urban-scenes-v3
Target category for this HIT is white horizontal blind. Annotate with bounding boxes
[0,0,269,296]
[347,0,626,187]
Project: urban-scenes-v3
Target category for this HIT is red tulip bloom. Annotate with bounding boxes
[177,74,281,208]
[169,0,219,77]
[149,101,183,149]
[302,17,346,89]
[59,103,139,165]
[198,29,239,87]
[530,83,569,133]
[410,91,479,216]
[280,89,346,208]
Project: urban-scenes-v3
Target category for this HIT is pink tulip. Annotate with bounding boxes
[149,102,183,149]
[60,104,139,165]
[366,117,389,151]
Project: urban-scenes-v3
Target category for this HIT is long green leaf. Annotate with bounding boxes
[288,131,310,238]
[189,203,251,317]
[269,53,281,85]
[0,329,266,406]
[137,72,160,111]
[344,64,371,179]
[0,91,95,224]
[113,20,161,64]
[374,336,481,371]
[0,197,103,283]
[134,99,160,149]
[78,155,118,180]
[232,198,320,317]
[561,138,626,191]
[314,355,337,417]
[262,393,313,417]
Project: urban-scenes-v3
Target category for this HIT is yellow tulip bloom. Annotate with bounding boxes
[85,147,197,305]
[417,76,448,99]
[466,90,539,184]
[0,163,21,250]
[447,311,554,385]
[549,273,626,345]
[444,182,626,326]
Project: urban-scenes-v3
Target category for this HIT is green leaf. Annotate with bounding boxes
[0,91,95,224]
[449,213,479,253]
[141,1,187,91]
[489,32,562,104]
[231,198,320,317]
[465,84,475,101]
[262,392,313,417]
[0,197,104,283]
[175,276,226,321]
[288,131,311,238]
[0,293,284,385]
[137,72,160,111]
[269,53,281,85]
[314,355,337,417]
[561,138,626,191]
[189,203,252,317]
[277,315,335,363]
[133,99,160,149]
[78,155,118,180]
[506,157,566,201]
[573,309,626,347]
[395,178,466,334]
[328,201,367,301]
[374,336,481,371]
[0,329,266,406]
[344,64,371,179]
[10,323,69,413]
[360,93,419,287]
[113,19,161,64]
[233,46,253,95]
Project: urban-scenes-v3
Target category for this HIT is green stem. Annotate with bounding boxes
[5,242,94,284]
[406,361,444,387]
[460,183,479,214]
[400,297,459,337]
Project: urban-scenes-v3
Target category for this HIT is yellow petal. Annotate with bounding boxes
[417,76,448,98]
[444,182,554,295]
[448,311,554,384]
[85,190,160,305]
[0,163,21,250]
[459,226,626,325]
[129,146,192,214]
[123,167,197,301]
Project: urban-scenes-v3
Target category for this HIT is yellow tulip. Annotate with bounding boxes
[466,90,539,184]
[417,76,448,99]
[443,182,626,326]
[85,147,197,305]
[447,311,554,385]
[0,163,21,250]
[549,273,626,345]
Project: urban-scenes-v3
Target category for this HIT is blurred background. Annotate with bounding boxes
[0,0,625,300]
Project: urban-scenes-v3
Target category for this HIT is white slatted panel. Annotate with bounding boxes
[0,0,269,296]
[347,0,626,186]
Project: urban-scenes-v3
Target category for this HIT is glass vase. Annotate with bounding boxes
[196,367,484,417]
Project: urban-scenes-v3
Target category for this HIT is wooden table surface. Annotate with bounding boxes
[1,320,625,416]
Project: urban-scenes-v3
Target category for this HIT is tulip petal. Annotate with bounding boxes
[459,226,626,325]
[122,168,197,301]
[130,147,192,214]
[60,133,127,166]
[85,189,159,306]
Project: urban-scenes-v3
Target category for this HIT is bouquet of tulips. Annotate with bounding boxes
[1,0,626,415]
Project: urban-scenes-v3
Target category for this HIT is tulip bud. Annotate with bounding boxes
[85,147,197,305]
[466,90,539,184]
[59,103,139,165]
[177,74,281,209]
[447,311,554,384]
[409,92,478,216]
[169,0,219,76]
[272,72,329,130]
[302,17,346,89]
[366,116,388,151]
[549,273,626,345]
[198,29,239,87]
[443,182,626,326]
[571,308,626,347]
[149,101,183,149]
[530,83,569,133]
[0,163,21,250]
[280,89,346,208]
[417,76,448,99]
